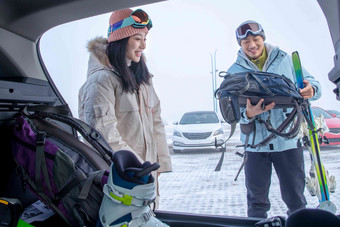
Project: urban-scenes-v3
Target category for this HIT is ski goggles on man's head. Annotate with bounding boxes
[107,9,153,37]
[236,22,263,39]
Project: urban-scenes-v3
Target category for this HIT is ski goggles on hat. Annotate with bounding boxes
[236,22,263,39]
[107,9,153,37]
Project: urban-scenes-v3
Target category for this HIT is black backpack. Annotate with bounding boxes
[214,71,305,173]
[11,105,114,226]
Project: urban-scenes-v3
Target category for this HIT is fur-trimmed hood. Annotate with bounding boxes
[86,37,110,78]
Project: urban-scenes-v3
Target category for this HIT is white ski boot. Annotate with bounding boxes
[305,176,317,197]
[323,168,336,194]
[98,150,169,227]
[327,172,336,193]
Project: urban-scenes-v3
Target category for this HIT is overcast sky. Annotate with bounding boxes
[39,0,339,122]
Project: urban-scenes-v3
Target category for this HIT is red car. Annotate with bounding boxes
[311,106,340,145]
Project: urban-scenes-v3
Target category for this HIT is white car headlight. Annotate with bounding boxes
[213,128,224,136]
[173,129,182,137]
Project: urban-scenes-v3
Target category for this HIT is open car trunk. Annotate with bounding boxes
[1,0,340,226]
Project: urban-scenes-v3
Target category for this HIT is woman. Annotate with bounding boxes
[78,8,172,208]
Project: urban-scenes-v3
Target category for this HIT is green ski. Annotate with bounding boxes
[292,51,336,213]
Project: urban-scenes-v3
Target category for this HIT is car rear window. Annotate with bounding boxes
[180,112,219,124]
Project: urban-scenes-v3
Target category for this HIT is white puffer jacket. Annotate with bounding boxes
[78,37,172,174]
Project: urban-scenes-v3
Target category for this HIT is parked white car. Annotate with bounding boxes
[172,111,226,153]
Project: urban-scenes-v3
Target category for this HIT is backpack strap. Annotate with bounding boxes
[257,100,301,139]
[214,91,241,171]
[231,101,301,179]
[23,105,70,116]
[22,105,114,165]
[41,112,113,164]
[247,73,275,96]
[250,99,302,148]
[233,121,254,181]
[78,171,105,200]
[214,121,237,171]
[35,131,53,195]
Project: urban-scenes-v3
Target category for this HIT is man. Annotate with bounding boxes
[227,20,321,218]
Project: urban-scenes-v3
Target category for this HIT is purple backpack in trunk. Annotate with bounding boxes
[11,105,113,226]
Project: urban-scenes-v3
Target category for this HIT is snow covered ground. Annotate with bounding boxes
[158,124,340,218]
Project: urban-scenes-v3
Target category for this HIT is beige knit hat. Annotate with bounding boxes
[108,8,150,43]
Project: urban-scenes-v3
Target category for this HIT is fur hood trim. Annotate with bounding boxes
[87,36,109,66]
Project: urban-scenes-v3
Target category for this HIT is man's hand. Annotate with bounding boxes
[246,98,275,119]
[299,79,314,99]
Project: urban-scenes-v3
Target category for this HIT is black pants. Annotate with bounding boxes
[244,148,307,218]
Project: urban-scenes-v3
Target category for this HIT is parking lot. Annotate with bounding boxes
[158,125,340,218]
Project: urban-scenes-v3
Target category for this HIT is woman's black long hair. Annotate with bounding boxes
[106,37,151,93]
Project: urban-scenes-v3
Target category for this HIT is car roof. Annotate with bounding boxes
[0,0,164,42]
[327,109,340,113]
[183,111,217,115]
